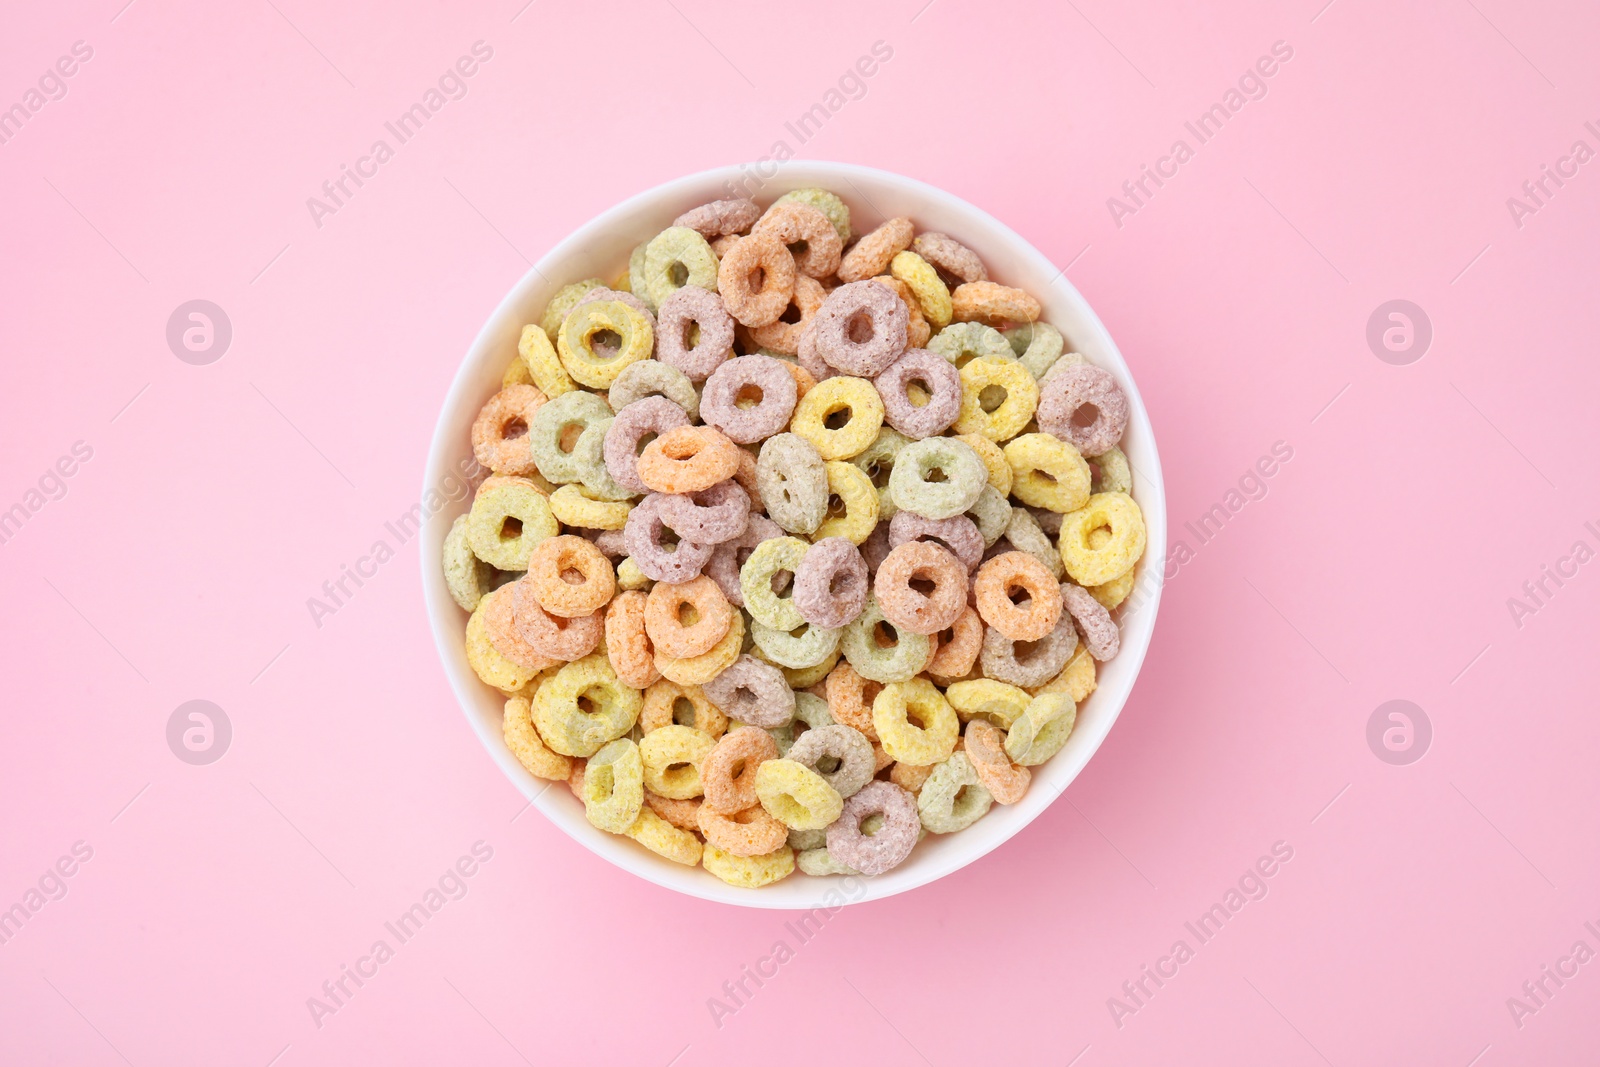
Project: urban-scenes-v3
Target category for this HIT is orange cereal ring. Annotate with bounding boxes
[716,230,797,327]
[875,274,932,349]
[512,580,603,661]
[604,591,660,689]
[872,541,968,636]
[567,758,586,800]
[951,281,1042,327]
[644,791,702,832]
[471,383,548,476]
[697,803,788,857]
[927,604,983,680]
[838,217,914,283]
[641,678,727,738]
[644,576,734,659]
[973,551,1063,642]
[700,725,779,815]
[526,535,616,618]
[481,585,561,672]
[635,425,742,494]
[824,661,884,743]
[733,446,762,503]
[889,760,934,794]
[964,719,1031,804]
[749,274,825,355]
[753,200,843,279]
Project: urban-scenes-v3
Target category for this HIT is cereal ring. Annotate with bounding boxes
[1036,645,1097,703]
[557,299,654,389]
[626,807,703,866]
[512,582,603,661]
[888,510,984,572]
[812,281,908,377]
[850,427,911,521]
[790,375,884,460]
[1089,445,1133,495]
[973,552,1063,641]
[874,273,932,349]
[749,274,825,354]
[471,384,548,476]
[838,217,914,283]
[917,753,993,833]
[1003,321,1066,380]
[964,720,1029,804]
[814,461,881,544]
[641,226,720,310]
[641,678,727,738]
[792,536,869,629]
[945,678,1031,729]
[636,425,742,494]
[841,595,933,684]
[1089,568,1137,610]
[794,318,837,384]
[890,250,952,329]
[955,356,1038,441]
[798,847,858,876]
[704,513,782,608]
[826,780,919,875]
[532,654,642,757]
[1005,692,1076,766]
[698,803,788,857]
[953,433,1011,499]
[926,605,983,680]
[616,557,651,590]
[966,485,1013,548]
[792,690,835,733]
[702,654,795,728]
[1061,582,1120,661]
[874,348,962,439]
[716,229,797,328]
[889,761,934,795]
[549,485,632,530]
[608,359,700,421]
[824,661,883,741]
[702,843,795,888]
[739,536,808,630]
[517,324,575,400]
[443,513,495,611]
[468,477,558,570]
[569,414,633,501]
[503,695,573,781]
[643,790,703,831]
[645,575,734,659]
[604,590,660,689]
[465,600,537,690]
[540,277,606,341]
[1003,507,1064,578]
[928,322,1013,370]
[574,285,656,332]
[657,481,751,545]
[873,541,968,636]
[755,758,843,830]
[700,725,779,814]
[674,197,760,237]
[871,677,959,767]
[582,738,644,833]
[655,285,736,382]
[912,232,988,284]
[1003,433,1091,513]
[528,390,613,485]
[638,724,716,799]
[887,437,987,520]
[860,519,892,574]
[752,200,843,278]
[750,617,841,669]
[950,280,1041,326]
[1037,363,1130,458]
[701,355,799,444]
[623,494,715,584]
[526,535,616,618]
[1058,492,1146,586]
[979,608,1077,688]
[787,723,875,799]
[756,433,828,536]
[775,187,852,242]
[604,397,691,495]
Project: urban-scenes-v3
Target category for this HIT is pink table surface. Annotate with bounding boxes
[3,1,1598,1063]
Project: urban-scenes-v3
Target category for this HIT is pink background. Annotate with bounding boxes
[3,0,1597,1063]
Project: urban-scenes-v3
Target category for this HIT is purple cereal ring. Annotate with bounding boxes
[813,280,908,377]
[593,529,629,559]
[874,348,961,439]
[792,536,869,630]
[796,320,838,383]
[701,654,796,728]
[912,232,988,284]
[656,480,751,545]
[575,286,655,331]
[1061,582,1120,661]
[673,197,760,237]
[604,397,690,495]
[622,494,715,583]
[706,514,782,607]
[826,781,918,876]
[699,355,799,444]
[860,521,892,574]
[655,286,736,382]
[1037,363,1130,458]
[888,511,984,572]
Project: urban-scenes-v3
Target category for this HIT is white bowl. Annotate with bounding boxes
[422,162,1166,908]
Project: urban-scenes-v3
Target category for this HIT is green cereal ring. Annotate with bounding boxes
[776,188,852,243]
[966,485,1012,547]
[609,358,700,422]
[1041,350,1090,385]
[627,241,650,300]
[740,537,809,631]
[755,758,844,830]
[1003,506,1064,578]
[1004,692,1077,766]
[1090,446,1133,495]
[841,595,932,684]
[533,654,642,757]
[468,477,558,571]
[529,391,614,485]
[750,617,842,669]
[541,278,606,341]
[793,691,836,732]
[557,299,654,389]
[788,826,828,851]
[443,513,495,610]
[1003,321,1067,380]
[582,738,644,833]
[918,753,993,833]
[568,415,633,501]
[797,847,858,876]
[928,322,1014,370]
[851,427,912,522]
[643,226,720,311]
[888,437,988,520]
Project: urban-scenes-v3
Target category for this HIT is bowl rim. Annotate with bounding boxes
[422,160,1166,908]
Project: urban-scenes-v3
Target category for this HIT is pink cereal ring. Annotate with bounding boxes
[655,285,736,383]
[622,494,716,583]
[656,480,751,546]
[701,726,780,815]
[1061,582,1120,661]
[603,397,690,495]
[674,197,761,237]
[912,232,988,284]
[700,355,799,444]
[716,230,798,328]
[825,780,919,875]
[813,280,909,377]
[1036,363,1130,458]
[753,200,843,279]
[471,384,548,476]
[874,347,961,439]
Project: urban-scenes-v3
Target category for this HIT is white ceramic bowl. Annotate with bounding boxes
[423,162,1165,908]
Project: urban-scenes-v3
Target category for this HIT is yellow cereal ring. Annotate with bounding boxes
[468,477,558,571]
[519,324,575,398]
[944,679,1031,729]
[1059,492,1146,586]
[813,461,880,544]
[540,278,606,342]
[465,604,537,691]
[502,354,535,388]
[871,677,959,767]
[548,484,631,530]
[754,759,844,830]
[643,226,720,310]
[778,647,839,690]
[654,611,744,686]
[503,695,573,780]
[790,376,884,460]
[890,250,952,329]
[532,654,642,757]
[557,299,654,389]
[1004,693,1077,766]
[582,738,644,833]
[638,724,716,799]
[956,433,1012,497]
[612,266,633,293]
[1003,433,1091,513]
[616,557,652,591]
[625,807,703,866]
[1090,567,1137,610]
[1033,645,1098,703]
[955,357,1038,442]
[702,843,795,888]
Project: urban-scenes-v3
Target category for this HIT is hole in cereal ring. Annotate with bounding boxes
[846,311,875,344]
[500,516,523,539]
[577,694,598,716]
[779,301,804,325]
[729,758,747,778]
[667,760,691,775]
[861,812,884,836]
[907,380,932,408]
[591,328,623,357]
[817,754,842,774]
[558,423,583,454]
[685,322,703,349]
[873,620,899,648]
[979,384,1008,412]
[926,466,947,483]
[828,571,856,597]
[1008,587,1032,607]
[953,785,973,805]
[823,405,853,430]
[771,570,794,598]
[502,416,528,439]
[735,384,765,409]
[746,267,766,292]
[671,698,697,725]
[1072,402,1102,428]
[635,431,658,456]
[909,576,938,597]
[826,493,847,519]
[560,566,585,585]
[668,261,689,287]
[675,602,701,627]
[788,240,810,259]
[660,527,682,551]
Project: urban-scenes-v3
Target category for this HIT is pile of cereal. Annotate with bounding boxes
[443,187,1145,888]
